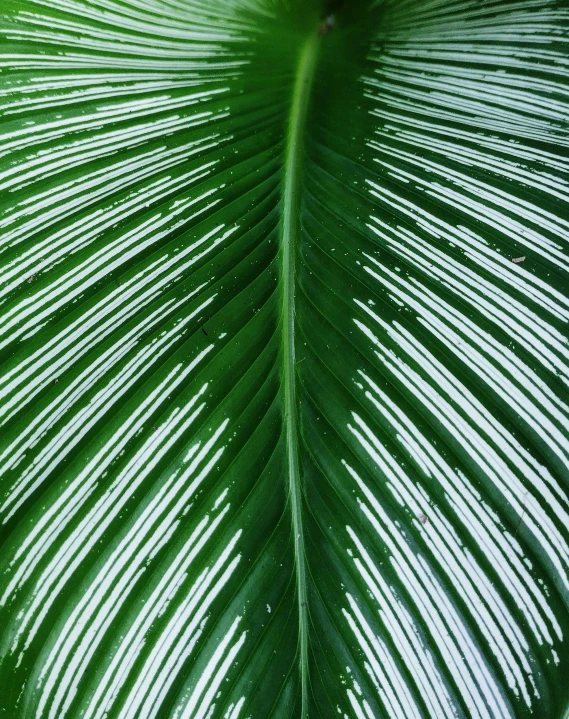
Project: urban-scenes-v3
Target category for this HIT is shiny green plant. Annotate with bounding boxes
[1,0,569,717]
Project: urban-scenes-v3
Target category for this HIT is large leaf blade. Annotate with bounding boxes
[1,0,569,717]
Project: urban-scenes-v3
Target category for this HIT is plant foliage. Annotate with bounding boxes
[1,0,569,717]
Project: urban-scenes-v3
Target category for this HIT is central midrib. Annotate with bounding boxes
[280,28,321,718]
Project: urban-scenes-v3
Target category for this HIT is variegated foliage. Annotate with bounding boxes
[0,0,569,717]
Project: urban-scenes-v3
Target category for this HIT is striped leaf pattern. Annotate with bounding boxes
[0,0,568,717]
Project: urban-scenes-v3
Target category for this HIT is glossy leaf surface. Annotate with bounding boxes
[1,0,569,717]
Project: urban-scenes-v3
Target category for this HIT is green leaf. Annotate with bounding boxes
[1,0,569,717]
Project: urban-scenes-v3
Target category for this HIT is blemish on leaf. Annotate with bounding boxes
[318,14,335,35]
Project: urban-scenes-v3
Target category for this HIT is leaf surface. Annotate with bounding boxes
[1,0,569,717]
